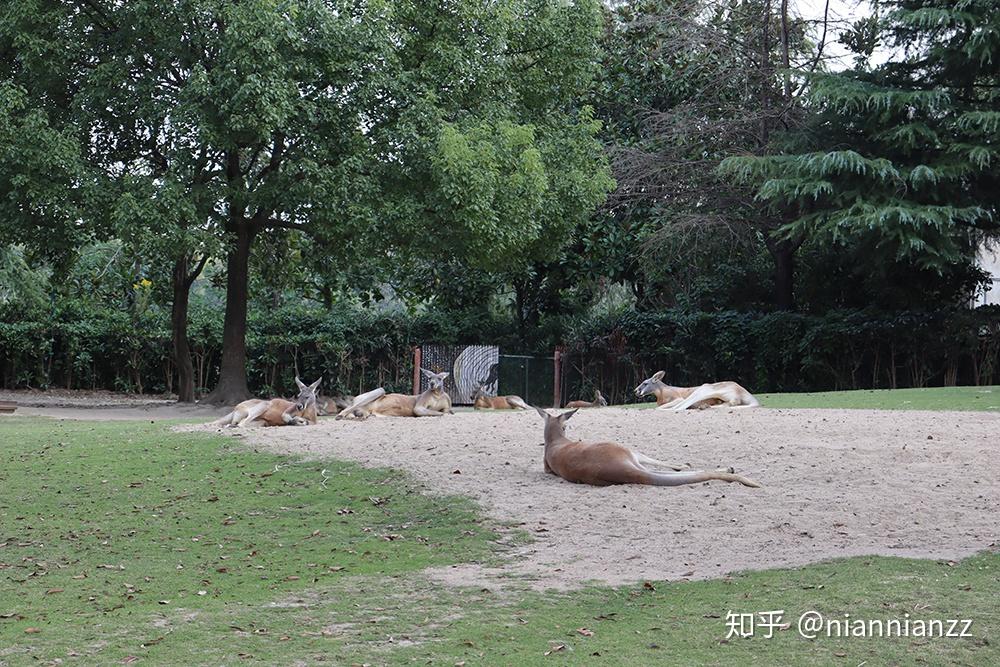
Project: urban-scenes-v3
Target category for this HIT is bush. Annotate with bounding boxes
[560,307,1000,405]
[2,298,996,402]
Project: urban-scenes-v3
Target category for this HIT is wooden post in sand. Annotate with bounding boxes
[412,346,422,395]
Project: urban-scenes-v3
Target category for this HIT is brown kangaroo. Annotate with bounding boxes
[335,369,453,419]
[534,406,760,488]
[471,383,528,410]
[213,376,322,427]
[634,371,760,410]
[316,395,355,416]
[565,389,608,409]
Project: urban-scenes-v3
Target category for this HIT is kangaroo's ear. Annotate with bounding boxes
[309,377,322,392]
[436,372,450,380]
[560,408,579,422]
[652,370,665,381]
[532,405,550,421]
[420,368,435,378]
[295,376,307,391]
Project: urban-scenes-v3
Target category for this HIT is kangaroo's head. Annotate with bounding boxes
[593,389,608,407]
[294,376,322,411]
[470,383,487,402]
[420,368,449,392]
[634,370,666,397]
[533,405,578,442]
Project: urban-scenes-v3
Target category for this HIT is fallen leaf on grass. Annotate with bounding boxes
[24,627,41,634]
[544,644,566,656]
[122,656,139,664]
[576,628,594,637]
[46,588,64,594]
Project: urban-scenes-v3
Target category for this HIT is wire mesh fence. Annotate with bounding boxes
[417,345,557,406]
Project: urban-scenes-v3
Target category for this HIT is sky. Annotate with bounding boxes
[794,0,893,70]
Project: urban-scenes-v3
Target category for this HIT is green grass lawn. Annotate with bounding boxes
[1,417,996,665]
[626,385,1000,411]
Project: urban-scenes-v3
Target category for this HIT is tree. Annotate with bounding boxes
[721,0,1000,270]
[4,0,611,403]
[592,0,828,310]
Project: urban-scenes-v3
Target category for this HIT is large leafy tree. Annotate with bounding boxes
[592,0,836,310]
[3,0,611,403]
[721,0,1000,270]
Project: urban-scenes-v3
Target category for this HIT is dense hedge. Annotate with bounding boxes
[2,300,997,401]
[0,301,514,397]
[560,307,1000,404]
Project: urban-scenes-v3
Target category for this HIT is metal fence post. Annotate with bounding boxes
[553,346,562,408]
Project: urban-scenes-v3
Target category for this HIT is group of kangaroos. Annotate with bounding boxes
[213,369,761,489]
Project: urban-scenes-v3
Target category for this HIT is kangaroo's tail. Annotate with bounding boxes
[644,469,761,488]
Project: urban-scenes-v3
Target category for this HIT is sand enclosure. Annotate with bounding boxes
[198,406,1000,589]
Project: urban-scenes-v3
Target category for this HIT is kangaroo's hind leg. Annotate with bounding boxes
[633,452,686,471]
[237,401,272,427]
[507,396,529,410]
[670,385,720,411]
[336,388,386,420]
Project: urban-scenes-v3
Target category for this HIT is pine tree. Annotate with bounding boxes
[721,0,999,270]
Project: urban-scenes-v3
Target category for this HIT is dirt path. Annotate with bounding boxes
[0,389,227,421]
[195,407,994,588]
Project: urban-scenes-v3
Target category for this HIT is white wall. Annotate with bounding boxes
[977,243,1000,306]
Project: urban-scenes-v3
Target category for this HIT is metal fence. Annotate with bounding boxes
[416,345,557,406]
[498,353,555,407]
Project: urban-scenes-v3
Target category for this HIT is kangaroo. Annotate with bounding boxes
[565,389,608,409]
[471,382,529,410]
[213,376,322,427]
[534,406,760,487]
[634,371,760,410]
[316,395,355,416]
[335,368,453,419]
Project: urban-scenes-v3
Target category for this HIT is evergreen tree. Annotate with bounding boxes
[721,0,999,271]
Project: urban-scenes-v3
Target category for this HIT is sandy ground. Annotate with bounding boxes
[187,407,1000,589]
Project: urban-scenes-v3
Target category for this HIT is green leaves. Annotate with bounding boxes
[720,0,1000,269]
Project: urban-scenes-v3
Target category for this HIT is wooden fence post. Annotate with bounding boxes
[412,346,422,395]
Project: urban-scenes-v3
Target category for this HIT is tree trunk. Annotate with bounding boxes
[202,223,256,404]
[171,254,207,403]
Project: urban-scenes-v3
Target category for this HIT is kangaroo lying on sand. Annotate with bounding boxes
[634,371,760,410]
[535,406,760,487]
[316,395,354,416]
[213,376,322,427]
[565,389,608,409]
[336,369,453,419]
[471,383,528,410]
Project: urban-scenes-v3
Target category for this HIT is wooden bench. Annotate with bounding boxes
[0,401,17,414]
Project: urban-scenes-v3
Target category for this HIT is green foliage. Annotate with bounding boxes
[721,0,1000,267]
[0,297,520,396]
[561,306,1000,403]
